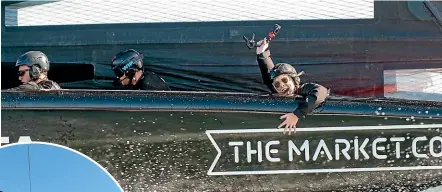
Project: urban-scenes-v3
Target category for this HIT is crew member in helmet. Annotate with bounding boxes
[111,49,171,91]
[255,38,329,135]
[8,51,61,91]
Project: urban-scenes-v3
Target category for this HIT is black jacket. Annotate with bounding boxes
[116,71,171,91]
[7,80,61,91]
[257,50,329,119]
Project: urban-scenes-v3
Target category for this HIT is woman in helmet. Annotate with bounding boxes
[111,49,170,91]
[256,38,329,135]
[8,51,61,91]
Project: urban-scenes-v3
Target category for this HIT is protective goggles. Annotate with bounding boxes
[17,69,30,77]
[272,75,291,89]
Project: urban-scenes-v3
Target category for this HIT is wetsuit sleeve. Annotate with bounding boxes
[256,50,276,93]
[293,83,329,119]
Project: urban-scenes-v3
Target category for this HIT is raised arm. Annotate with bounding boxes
[256,38,277,93]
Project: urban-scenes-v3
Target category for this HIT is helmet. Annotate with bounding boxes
[16,51,50,70]
[111,49,144,79]
[16,51,50,80]
[270,63,304,85]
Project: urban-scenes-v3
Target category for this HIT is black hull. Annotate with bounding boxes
[2,90,442,191]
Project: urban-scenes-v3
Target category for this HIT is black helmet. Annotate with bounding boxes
[111,49,144,79]
[16,51,50,71]
[270,63,304,85]
[16,51,50,80]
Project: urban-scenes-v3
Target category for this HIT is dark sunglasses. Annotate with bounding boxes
[17,69,29,77]
[273,76,290,88]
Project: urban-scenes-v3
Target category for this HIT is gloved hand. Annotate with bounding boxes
[255,37,269,55]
